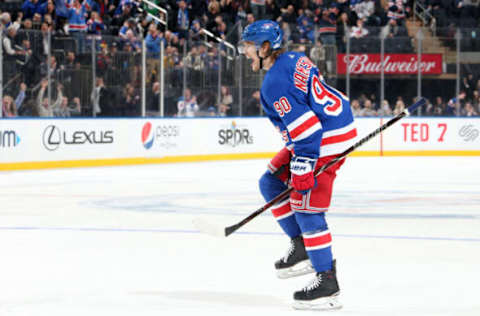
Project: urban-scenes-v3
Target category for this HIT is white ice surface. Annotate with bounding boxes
[1,157,480,316]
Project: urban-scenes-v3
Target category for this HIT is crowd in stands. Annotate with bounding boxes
[349,85,480,117]
[420,0,480,50]
[0,0,479,117]
[422,0,480,29]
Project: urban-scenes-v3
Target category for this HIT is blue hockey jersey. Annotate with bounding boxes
[260,52,357,159]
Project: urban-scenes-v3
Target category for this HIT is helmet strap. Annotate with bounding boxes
[257,46,272,70]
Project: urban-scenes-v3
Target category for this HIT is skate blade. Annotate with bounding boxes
[276,260,315,279]
[292,294,342,311]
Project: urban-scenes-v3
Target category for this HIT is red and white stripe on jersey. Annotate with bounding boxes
[267,162,277,173]
[69,24,88,31]
[287,111,322,142]
[303,230,332,251]
[320,121,357,157]
[271,199,294,221]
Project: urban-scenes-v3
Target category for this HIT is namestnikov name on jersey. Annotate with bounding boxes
[260,52,357,158]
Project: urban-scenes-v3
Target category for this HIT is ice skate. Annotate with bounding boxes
[275,236,314,279]
[292,260,342,310]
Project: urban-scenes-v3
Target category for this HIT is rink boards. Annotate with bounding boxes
[0,117,479,170]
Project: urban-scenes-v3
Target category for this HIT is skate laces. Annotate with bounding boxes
[282,239,296,262]
[303,274,322,292]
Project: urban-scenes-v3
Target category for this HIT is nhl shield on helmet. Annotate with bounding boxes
[239,20,284,53]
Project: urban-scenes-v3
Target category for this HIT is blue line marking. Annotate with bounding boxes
[79,193,480,218]
[0,226,479,242]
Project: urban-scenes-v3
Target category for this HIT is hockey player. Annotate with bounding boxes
[239,20,357,310]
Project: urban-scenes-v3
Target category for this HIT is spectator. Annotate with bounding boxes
[63,51,77,69]
[207,106,218,116]
[44,0,56,18]
[21,0,43,20]
[382,19,408,38]
[423,98,435,116]
[433,96,446,116]
[351,0,375,21]
[214,17,227,39]
[1,12,21,32]
[184,46,205,71]
[310,41,325,66]
[360,99,377,116]
[336,12,349,52]
[16,38,33,67]
[67,0,90,53]
[87,11,106,35]
[351,18,369,39]
[113,1,137,27]
[461,74,475,100]
[250,0,266,20]
[446,91,466,116]
[3,26,21,79]
[236,5,248,26]
[145,23,161,57]
[309,0,324,24]
[387,1,406,22]
[220,0,235,23]
[462,102,478,116]
[54,95,71,117]
[177,88,199,117]
[264,0,281,21]
[2,95,18,117]
[472,90,480,111]
[244,90,261,116]
[119,18,135,40]
[377,100,392,116]
[393,99,405,116]
[32,12,42,28]
[297,10,314,43]
[16,82,28,113]
[279,4,296,25]
[189,19,202,41]
[147,81,160,113]
[218,85,233,116]
[246,12,255,25]
[3,25,19,56]
[350,99,362,116]
[176,0,189,38]
[70,97,82,116]
[40,55,59,80]
[91,77,107,116]
[317,9,336,45]
[36,80,63,117]
[38,21,50,56]
[22,18,33,32]
[206,1,221,31]
[125,29,141,52]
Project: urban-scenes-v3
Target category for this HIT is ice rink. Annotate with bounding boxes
[1,156,480,316]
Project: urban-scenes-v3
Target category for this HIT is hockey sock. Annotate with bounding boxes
[271,199,301,238]
[294,212,333,272]
[259,171,301,238]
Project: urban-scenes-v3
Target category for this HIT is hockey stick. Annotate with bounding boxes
[194,98,427,237]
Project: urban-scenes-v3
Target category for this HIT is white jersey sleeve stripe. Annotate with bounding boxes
[286,111,316,132]
[292,122,322,142]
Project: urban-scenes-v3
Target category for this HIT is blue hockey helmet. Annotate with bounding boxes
[239,20,284,53]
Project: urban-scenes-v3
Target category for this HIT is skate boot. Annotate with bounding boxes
[275,236,314,279]
[292,260,342,310]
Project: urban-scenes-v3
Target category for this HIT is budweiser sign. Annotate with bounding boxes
[337,53,443,75]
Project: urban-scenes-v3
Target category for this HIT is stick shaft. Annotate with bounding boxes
[224,98,425,237]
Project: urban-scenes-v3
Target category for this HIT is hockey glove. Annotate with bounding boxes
[290,156,317,195]
[268,147,292,175]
